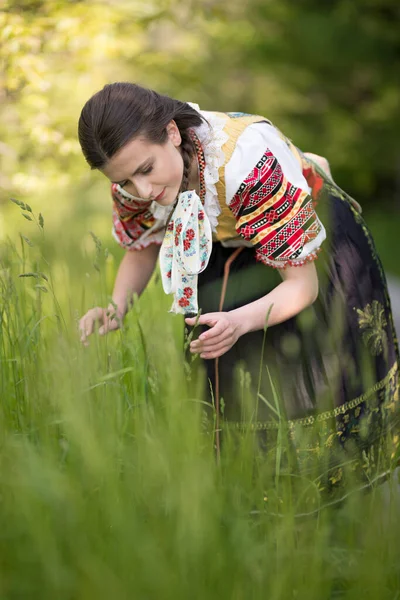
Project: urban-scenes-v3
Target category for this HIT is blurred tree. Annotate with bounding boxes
[0,0,167,203]
[195,0,400,208]
[1,0,399,216]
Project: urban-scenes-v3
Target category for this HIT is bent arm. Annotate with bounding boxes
[230,261,319,335]
[111,244,160,318]
[187,262,319,359]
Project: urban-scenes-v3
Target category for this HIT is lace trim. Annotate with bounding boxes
[149,202,171,222]
[189,103,229,232]
[256,248,322,269]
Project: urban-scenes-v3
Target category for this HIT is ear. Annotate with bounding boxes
[166,120,182,147]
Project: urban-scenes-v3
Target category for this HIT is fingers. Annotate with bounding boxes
[191,337,232,358]
[98,316,120,336]
[185,313,219,328]
[199,344,232,360]
[79,308,100,345]
[198,319,227,341]
[190,329,232,352]
[79,307,120,345]
[185,314,227,341]
[187,312,238,358]
[198,339,232,358]
[184,316,197,326]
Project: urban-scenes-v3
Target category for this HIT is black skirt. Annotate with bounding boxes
[194,181,400,487]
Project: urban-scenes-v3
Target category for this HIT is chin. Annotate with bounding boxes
[156,190,179,207]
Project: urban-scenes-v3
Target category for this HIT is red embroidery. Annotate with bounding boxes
[302,165,324,201]
[178,296,190,308]
[231,149,323,266]
[111,186,158,249]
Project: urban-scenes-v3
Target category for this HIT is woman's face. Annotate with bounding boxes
[101,121,184,206]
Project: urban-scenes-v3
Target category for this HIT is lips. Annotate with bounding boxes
[154,188,165,202]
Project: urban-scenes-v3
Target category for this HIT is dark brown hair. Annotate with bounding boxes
[78,82,206,192]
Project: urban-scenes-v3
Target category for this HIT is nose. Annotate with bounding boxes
[134,177,153,201]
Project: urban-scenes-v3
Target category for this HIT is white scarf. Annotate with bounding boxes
[160,190,212,314]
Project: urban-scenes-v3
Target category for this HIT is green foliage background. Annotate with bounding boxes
[1,0,400,271]
[1,3,400,597]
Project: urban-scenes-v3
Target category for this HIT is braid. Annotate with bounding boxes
[179,129,195,193]
[164,129,196,229]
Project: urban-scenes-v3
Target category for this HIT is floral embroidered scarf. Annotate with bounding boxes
[160,190,212,315]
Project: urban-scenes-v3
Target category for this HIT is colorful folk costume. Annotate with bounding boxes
[111,106,400,493]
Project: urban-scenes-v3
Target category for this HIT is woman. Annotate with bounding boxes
[78,82,400,488]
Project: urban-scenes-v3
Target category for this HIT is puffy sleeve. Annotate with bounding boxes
[111,183,166,250]
[225,123,326,268]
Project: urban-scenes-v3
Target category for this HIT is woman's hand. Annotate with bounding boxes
[185,262,319,359]
[185,312,244,359]
[79,305,124,345]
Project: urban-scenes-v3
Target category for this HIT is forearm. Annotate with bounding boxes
[111,244,160,317]
[230,273,318,335]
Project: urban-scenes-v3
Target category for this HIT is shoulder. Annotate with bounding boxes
[225,122,310,204]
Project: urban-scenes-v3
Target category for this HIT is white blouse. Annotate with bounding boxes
[112,106,326,264]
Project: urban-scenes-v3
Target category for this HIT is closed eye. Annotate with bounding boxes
[119,165,153,187]
[141,166,153,175]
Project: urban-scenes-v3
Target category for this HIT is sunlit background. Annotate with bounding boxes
[2,0,400,274]
[1,2,400,597]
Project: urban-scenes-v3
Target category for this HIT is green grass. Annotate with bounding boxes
[1,202,400,599]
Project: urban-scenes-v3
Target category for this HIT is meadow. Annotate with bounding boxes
[0,197,400,599]
[2,2,400,596]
